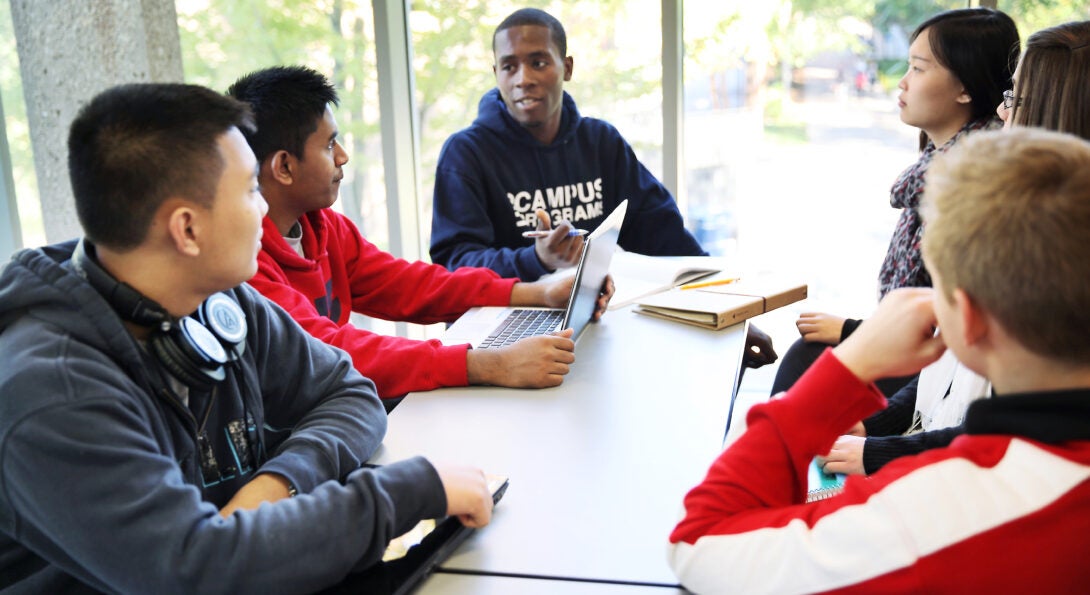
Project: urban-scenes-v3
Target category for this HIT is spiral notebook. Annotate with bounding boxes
[806,458,845,503]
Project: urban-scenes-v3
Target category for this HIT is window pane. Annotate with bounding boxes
[0,0,43,250]
[682,1,1090,400]
[175,0,387,248]
[683,1,938,323]
[176,0,395,335]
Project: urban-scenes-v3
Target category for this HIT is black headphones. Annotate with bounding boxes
[71,238,248,391]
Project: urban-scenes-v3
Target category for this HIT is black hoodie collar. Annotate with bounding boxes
[965,388,1090,444]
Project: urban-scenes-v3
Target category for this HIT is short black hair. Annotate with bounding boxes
[912,7,1020,123]
[67,83,254,250]
[226,66,339,163]
[493,8,567,58]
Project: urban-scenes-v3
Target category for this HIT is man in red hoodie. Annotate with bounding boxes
[228,66,611,402]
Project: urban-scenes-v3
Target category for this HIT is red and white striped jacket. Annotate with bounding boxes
[668,349,1090,594]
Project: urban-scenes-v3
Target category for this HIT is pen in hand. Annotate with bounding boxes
[522,229,589,239]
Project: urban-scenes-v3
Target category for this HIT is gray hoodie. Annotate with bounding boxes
[0,240,445,594]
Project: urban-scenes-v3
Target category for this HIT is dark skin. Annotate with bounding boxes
[493,24,584,272]
[744,325,777,369]
[491,24,776,369]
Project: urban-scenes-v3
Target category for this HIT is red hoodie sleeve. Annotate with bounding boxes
[329,214,517,324]
[670,351,884,534]
[250,212,517,399]
[667,350,887,591]
[250,256,480,399]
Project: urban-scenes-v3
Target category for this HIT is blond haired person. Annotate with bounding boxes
[669,128,1090,593]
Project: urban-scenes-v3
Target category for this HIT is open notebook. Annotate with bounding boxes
[607,252,719,310]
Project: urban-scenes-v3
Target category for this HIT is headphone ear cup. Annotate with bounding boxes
[150,332,218,391]
[196,293,247,361]
[73,239,247,390]
[150,317,228,391]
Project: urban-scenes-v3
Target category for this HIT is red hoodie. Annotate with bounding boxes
[250,209,516,399]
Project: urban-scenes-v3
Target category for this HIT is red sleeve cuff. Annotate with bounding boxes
[753,348,887,454]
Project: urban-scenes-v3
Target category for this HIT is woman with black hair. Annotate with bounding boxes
[771,7,1020,398]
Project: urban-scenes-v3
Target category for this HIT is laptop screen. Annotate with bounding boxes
[438,200,627,349]
[562,224,620,340]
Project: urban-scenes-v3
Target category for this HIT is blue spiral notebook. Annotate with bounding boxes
[806,458,846,502]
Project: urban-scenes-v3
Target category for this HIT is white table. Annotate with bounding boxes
[371,307,747,587]
[424,572,688,594]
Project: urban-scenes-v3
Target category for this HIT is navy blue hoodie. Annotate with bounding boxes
[0,241,446,593]
[430,88,706,281]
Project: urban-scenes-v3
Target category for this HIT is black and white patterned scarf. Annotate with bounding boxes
[877,117,1001,298]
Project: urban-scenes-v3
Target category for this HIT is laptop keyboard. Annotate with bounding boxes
[478,309,564,349]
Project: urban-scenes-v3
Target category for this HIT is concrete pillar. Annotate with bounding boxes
[10,0,183,243]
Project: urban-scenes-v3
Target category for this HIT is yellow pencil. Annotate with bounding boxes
[680,277,741,290]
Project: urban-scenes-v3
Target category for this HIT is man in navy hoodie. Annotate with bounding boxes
[430,7,776,367]
[0,83,491,593]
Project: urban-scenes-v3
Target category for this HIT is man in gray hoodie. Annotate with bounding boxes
[0,82,491,593]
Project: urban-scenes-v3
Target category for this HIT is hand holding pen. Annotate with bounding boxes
[526,209,585,272]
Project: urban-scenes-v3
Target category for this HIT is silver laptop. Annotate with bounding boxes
[442,203,625,349]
